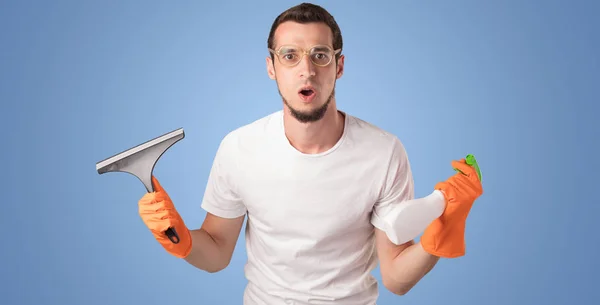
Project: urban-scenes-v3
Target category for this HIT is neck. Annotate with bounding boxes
[283,102,345,154]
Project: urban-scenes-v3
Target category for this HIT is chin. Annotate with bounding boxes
[285,98,331,123]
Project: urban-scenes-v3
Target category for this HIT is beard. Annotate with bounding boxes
[279,85,336,123]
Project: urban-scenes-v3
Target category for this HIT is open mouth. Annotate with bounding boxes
[298,86,316,100]
[299,89,315,96]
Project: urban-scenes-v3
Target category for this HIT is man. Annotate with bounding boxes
[137,3,483,304]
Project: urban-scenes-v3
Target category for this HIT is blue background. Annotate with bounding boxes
[2,0,598,304]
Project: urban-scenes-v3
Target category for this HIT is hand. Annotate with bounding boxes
[420,158,483,258]
[138,176,192,258]
[437,158,483,212]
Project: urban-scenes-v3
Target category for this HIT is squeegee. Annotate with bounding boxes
[95,128,185,244]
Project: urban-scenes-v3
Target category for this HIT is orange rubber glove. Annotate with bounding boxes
[138,176,192,258]
[421,158,483,258]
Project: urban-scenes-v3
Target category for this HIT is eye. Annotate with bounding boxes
[282,53,297,61]
[311,52,330,64]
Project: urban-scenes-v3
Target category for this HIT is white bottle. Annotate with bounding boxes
[380,190,447,245]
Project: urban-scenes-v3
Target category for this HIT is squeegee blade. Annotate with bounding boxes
[95,128,184,174]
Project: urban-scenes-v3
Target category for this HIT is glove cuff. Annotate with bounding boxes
[420,214,468,258]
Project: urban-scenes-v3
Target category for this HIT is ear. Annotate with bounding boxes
[335,54,345,79]
[266,56,276,80]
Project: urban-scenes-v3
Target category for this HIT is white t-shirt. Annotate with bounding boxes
[201,110,414,305]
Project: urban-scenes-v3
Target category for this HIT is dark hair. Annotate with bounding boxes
[267,3,343,61]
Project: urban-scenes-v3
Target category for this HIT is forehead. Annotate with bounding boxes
[273,21,333,48]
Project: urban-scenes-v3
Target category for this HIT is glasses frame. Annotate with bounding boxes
[268,45,342,67]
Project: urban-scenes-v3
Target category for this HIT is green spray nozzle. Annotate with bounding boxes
[455,154,482,181]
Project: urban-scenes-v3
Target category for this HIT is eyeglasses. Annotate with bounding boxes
[268,45,342,67]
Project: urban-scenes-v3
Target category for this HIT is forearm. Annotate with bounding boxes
[183,228,230,273]
[385,241,440,295]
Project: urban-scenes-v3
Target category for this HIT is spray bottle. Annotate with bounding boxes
[382,154,482,245]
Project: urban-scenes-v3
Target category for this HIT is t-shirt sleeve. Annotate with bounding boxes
[370,137,415,231]
[200,134,247,218]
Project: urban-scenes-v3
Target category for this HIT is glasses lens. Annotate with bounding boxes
[278,46,301,66]
[309,46,333,66]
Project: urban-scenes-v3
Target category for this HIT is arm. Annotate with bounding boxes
[186,133,247,272]
[373,154,485,294]
[375,229,439,295]
[138,175,245,273]
[370,137,440,295]
[183,213,245,273]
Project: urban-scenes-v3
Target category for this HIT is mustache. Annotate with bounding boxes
[297,84,319,91]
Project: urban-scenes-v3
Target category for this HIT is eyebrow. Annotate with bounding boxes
[280,46,297,52]
[311,46,330,52]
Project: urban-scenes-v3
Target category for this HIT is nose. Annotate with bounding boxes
[298,54,316,78]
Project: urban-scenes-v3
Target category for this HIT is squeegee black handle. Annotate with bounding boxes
[149,181,181,244]
[165,227,180,244]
